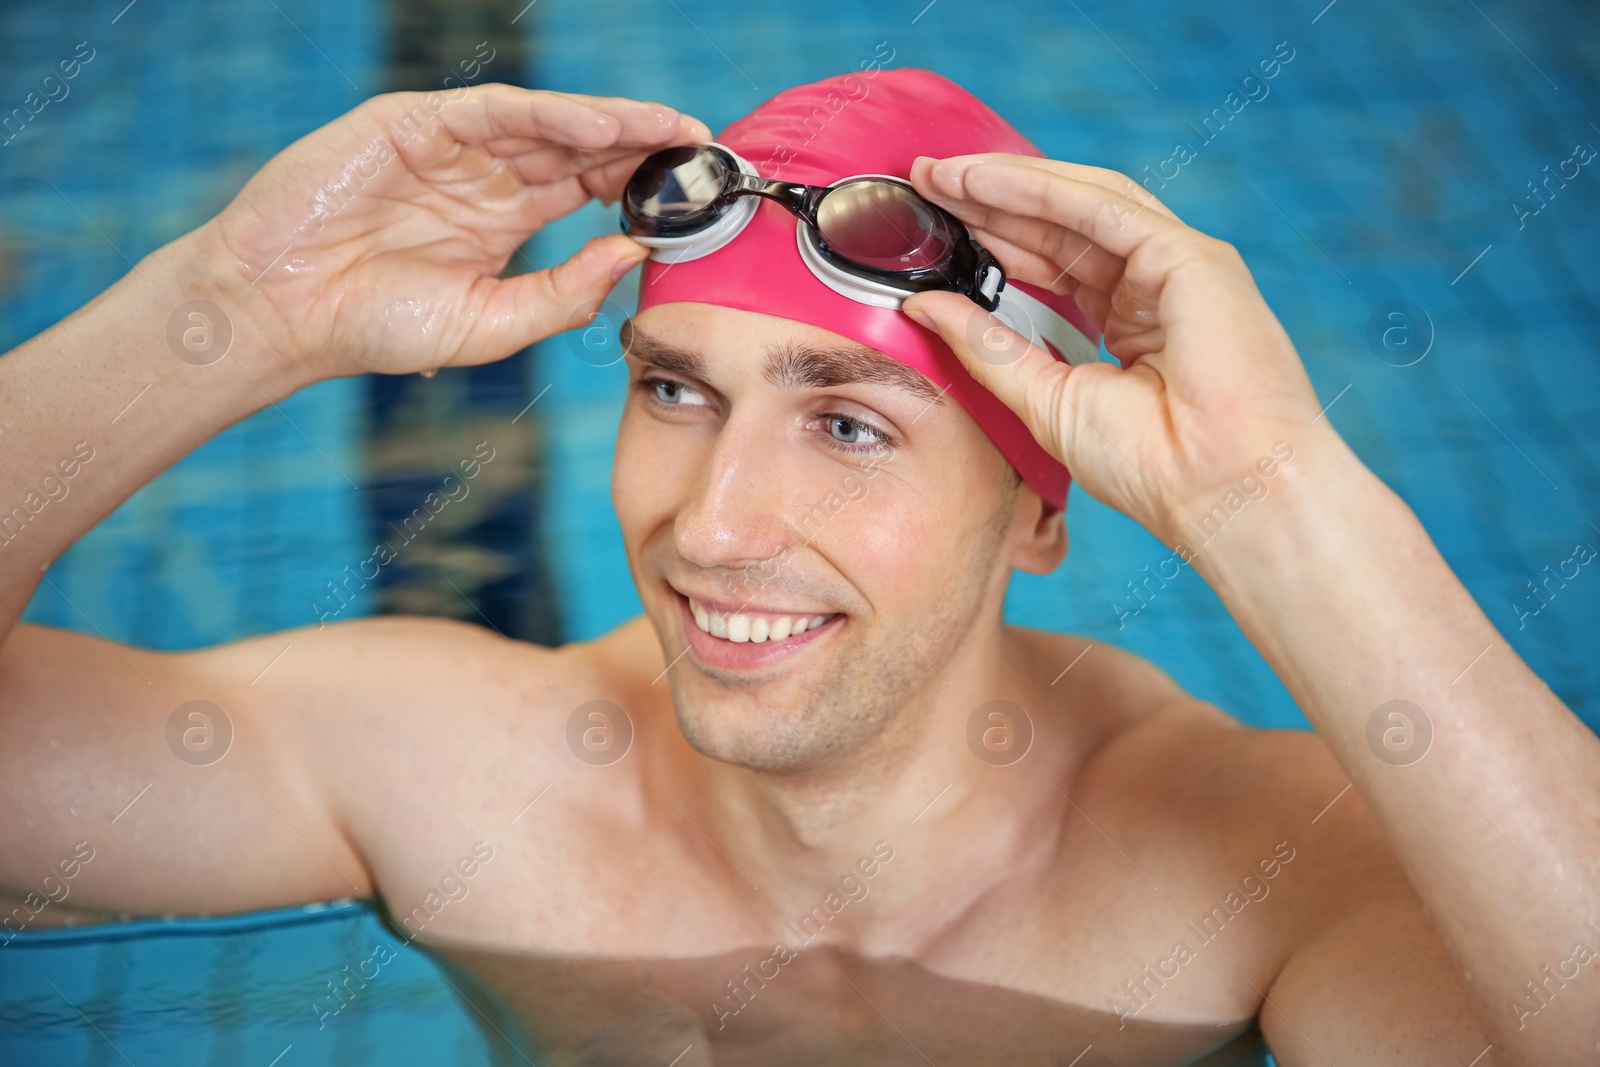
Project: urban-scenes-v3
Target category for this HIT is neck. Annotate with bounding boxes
[672,622,1087,930]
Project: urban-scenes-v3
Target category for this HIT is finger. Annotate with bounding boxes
[392,84,696,158]
[899,289,1081,463]
[454,234,649,365]
[957,198,1129,296]
[577,148,664,205]
[921,155,1194,267]
[481,107,708,173]
[477,86,676,148]
[957,224,1120,342]
[924,152,1184,222]
[504,141,665,189]
[962,220,1117,309]
[1003,154,1183,223]
[385,85,622,152]
[911,158,1128,295]
[925,159,1197,332]
[556,92,712,146]
[961,225,1083,294]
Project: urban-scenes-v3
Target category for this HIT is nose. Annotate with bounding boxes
[673,416,794,574]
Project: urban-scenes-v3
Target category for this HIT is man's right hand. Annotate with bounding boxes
[204,83,709,382]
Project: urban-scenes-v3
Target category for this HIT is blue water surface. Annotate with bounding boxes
[1,0,1595,1062]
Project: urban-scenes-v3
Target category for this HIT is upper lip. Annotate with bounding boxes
[669,585,835,619]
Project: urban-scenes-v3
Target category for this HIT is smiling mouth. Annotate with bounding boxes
[685,596,841,645]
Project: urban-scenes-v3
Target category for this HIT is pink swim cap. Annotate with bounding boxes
[635,67,1099,509]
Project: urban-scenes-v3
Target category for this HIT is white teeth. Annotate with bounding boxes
[687,598,833,645]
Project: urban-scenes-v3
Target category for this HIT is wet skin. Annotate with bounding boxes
[0,304,1482,1065]
[11,81,1586,1063]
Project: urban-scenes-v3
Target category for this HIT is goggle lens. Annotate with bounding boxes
[624,145,734,225]
[816,180,955,273]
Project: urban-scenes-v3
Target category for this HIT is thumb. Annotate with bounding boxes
[460,234,650,364]
[902,290,1080,465]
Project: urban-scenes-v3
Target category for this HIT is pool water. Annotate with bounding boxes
[0,903,492,1064]
[1,0,1595,1061]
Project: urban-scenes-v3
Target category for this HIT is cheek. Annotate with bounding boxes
[809,481,954,607]
[612,409,692,545]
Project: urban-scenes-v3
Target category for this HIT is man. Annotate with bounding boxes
[1,69,1596,1066]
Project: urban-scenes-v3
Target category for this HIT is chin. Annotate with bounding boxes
[667,675,825,772]
[665,659,914,777]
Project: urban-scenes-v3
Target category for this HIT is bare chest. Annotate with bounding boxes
[368,799,1291,1066]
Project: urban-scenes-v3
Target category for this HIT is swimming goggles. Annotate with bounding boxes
[619,143,1099,366]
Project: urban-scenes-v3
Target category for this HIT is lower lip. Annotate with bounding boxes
[674,594,839,673]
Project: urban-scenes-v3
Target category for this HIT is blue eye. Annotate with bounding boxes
[829,416,866,444]
[633,377,889,457]
[642,377,709,407]
[824,415,888,450]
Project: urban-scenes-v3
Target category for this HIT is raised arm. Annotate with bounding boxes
[0,83,705,644]
[901,153,1600,1064]
[0,83,707,919]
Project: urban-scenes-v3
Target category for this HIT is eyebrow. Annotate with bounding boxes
[620,319,946,405]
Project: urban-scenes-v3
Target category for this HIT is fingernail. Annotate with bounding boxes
[902,302,935,331]
[612,251,648,280]
[929,158,966,197]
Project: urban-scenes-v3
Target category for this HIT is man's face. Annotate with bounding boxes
[613,302,1044,774]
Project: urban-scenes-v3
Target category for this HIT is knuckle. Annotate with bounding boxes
[1152,226,1227,264]
[1086,163,1137,188]
[1207,236,1242,261]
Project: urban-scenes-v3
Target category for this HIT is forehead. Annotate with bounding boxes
[624,303,945,403]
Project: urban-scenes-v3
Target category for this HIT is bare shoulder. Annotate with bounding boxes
[1012,627,1365,849]
[210,611,656,787]
[0,612,664,923]
[1017,627,1414,933]
[257,613,669,940]
[1022,631,1484,1052]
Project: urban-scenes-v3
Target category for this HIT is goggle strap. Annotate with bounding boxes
[994,286,1101,367]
